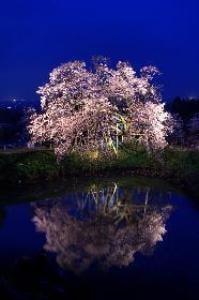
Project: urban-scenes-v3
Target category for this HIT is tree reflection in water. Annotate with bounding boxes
[32,183,172,273]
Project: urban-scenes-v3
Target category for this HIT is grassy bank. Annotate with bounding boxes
[0,147,198,198]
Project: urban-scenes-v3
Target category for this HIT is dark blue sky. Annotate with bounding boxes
[0,0,198,102]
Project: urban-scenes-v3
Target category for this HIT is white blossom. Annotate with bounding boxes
[28,58,173,158]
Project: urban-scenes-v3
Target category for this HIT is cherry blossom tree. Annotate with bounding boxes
[28,59,173,159]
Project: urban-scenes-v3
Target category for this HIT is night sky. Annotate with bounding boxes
[0,0,198,102]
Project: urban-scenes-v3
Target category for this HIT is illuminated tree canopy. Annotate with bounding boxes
[28,59,173,159]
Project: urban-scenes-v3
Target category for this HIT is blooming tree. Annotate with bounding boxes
[127,101,173,150]
[28,59,173,159]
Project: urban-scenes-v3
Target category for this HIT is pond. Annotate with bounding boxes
[0,176,199,300]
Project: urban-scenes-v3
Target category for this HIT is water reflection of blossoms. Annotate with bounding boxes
[32,183,172,273]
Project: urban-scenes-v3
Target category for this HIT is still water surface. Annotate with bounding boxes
[0,177,199,300]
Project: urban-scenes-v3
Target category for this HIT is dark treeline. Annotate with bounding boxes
[167,97,199,121]
[0,108,26,147]
[0,100,38,147]
[167,97,199,148]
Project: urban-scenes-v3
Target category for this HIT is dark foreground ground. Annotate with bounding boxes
[0,146,198,199]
